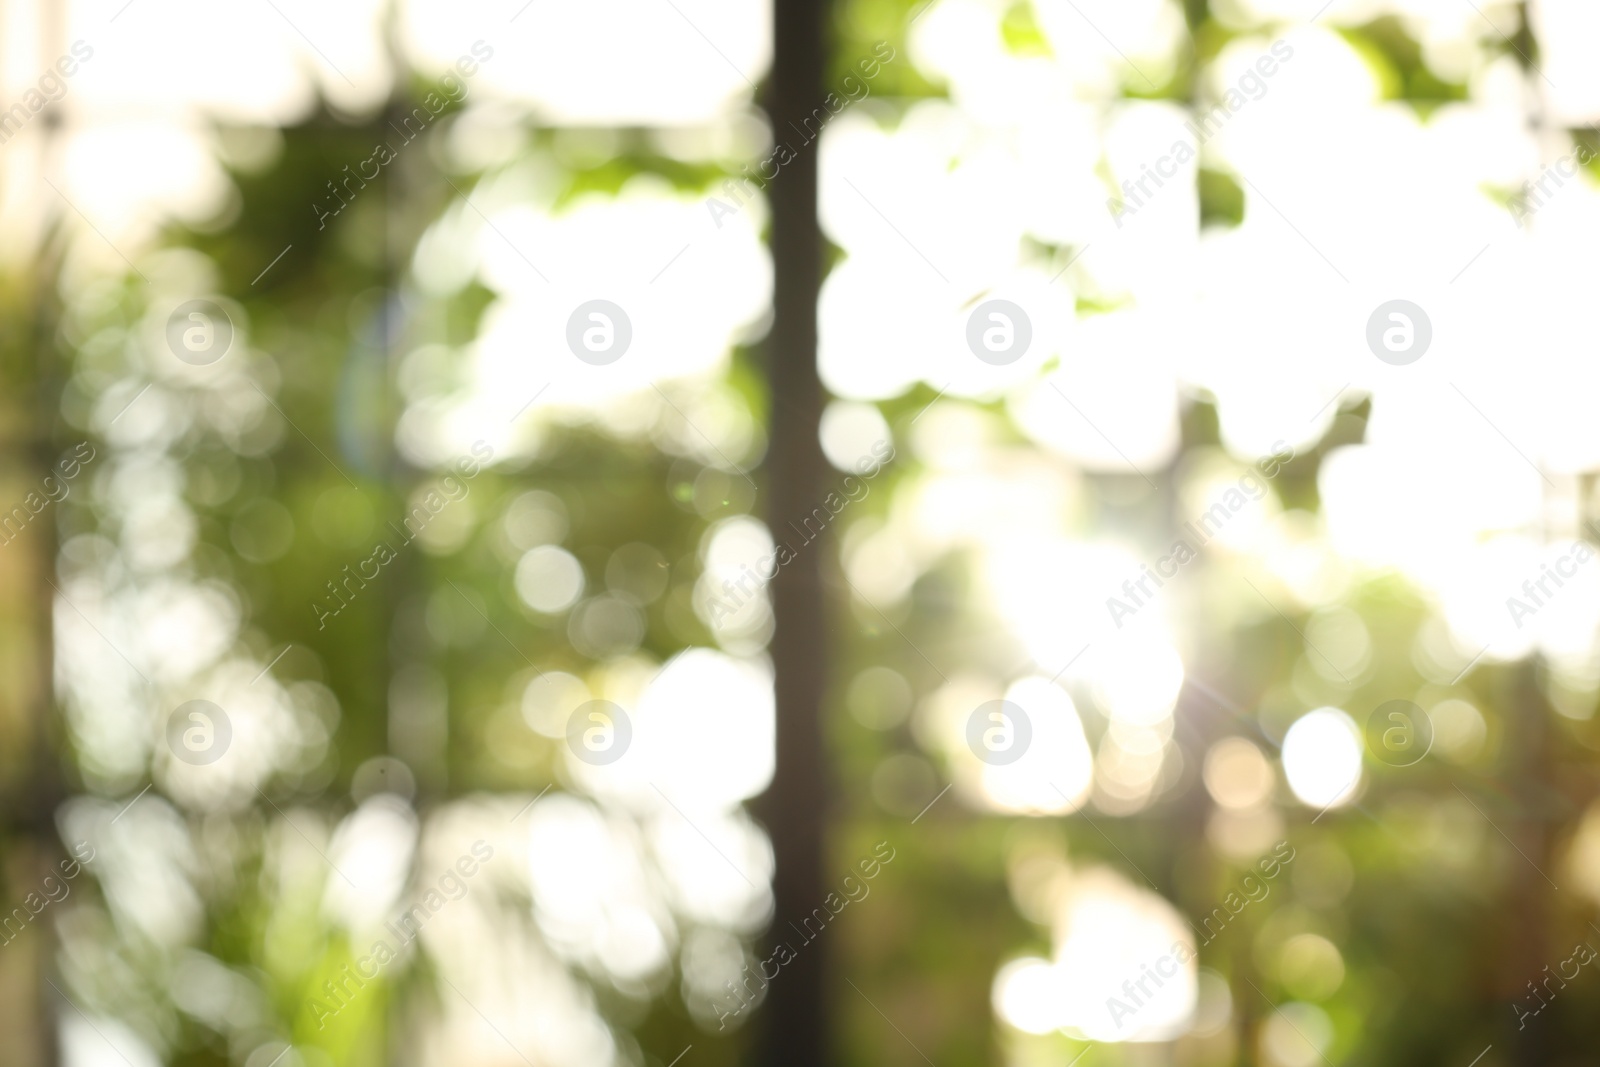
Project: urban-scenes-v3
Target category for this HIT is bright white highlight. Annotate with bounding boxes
[1281,707,1362,809]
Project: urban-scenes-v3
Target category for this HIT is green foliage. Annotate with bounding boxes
[1198,166,1245,228]
[834,0,948,99]
[1339,17,1469,112]
[999,2,1052,58]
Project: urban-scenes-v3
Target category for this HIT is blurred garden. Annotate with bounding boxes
[3,0,1600,1065]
